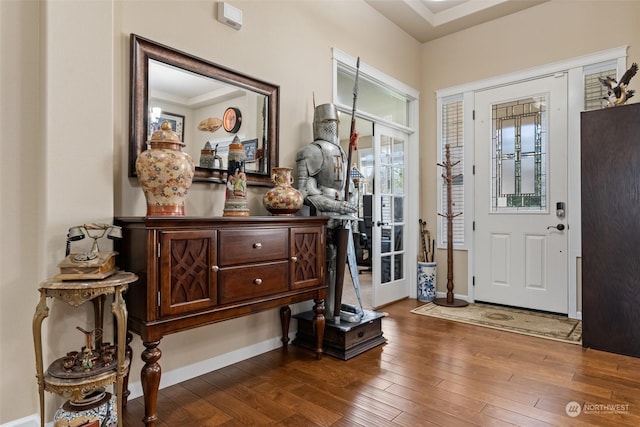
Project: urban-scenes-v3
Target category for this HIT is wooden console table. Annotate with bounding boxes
[33,271,137,427]
[114,216,328,427]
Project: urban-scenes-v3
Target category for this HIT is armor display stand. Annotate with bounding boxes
[434,144,468,307]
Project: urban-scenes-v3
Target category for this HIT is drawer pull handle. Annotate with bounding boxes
[211,265,219,272]
[291,256,298,262]
[253,242,262,249]
[254,278,263,285]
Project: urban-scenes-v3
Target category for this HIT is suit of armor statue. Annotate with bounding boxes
[295,104,356,228]
[296,103,357,321]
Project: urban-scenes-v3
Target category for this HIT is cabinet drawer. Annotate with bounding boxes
[218,228,288,266]
[219,262,289,304]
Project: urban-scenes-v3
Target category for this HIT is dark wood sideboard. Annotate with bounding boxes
[114,216,328,427]
[581,102,640,358]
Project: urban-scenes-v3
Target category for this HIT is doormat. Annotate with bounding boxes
[411,302,582,344]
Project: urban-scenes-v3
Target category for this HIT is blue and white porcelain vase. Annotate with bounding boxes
[417,261,437,302]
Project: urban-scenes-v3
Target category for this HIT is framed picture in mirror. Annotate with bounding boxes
[148,111,185,141]
[242,139,257,163]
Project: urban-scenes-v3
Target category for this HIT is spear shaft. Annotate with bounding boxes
[344,57,360,202]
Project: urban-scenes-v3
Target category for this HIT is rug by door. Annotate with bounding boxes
[411,302,582,344]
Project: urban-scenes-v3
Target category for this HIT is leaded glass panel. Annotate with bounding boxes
[491,96,547,211]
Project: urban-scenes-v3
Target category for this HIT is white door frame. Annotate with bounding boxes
[437,46,628,319]
[370,123,413,307]
[332,48,420,305]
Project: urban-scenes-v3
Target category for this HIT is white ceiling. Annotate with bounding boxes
[364,0,548,43]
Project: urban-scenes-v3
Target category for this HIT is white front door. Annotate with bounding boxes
[474,75,568,313]
[372,124,410,307]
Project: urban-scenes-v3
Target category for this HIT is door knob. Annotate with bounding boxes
[547,224,565,231]
[376,221,389,227]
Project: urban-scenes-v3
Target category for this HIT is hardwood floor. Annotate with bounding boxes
[122,298,640,426]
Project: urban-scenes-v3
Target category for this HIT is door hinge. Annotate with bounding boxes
[157,291,161,306]
[472,165,475,175]
[473,276,475,286]
[157,243,161,257]
[472,110,475,120]
[473,221,475,231]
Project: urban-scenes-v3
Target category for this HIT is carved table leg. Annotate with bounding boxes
[122,331,133,406]
[112,288,128,427]
[312,298,325,359]
[32,290,49,427]
[280,305,291,348]
[91,294,106,349]
[141,340,162,427]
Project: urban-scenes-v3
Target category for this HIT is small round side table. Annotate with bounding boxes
[32,271,137,427]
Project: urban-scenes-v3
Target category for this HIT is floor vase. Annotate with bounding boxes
[417,261,436,302]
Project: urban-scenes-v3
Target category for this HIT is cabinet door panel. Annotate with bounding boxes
[219,262,288,304]
[159,230,217,317]
[290,227,324,289]
[218,228,288,266]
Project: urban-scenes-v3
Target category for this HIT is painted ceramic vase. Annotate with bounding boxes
[53,391,117,427]
[223,136,250,216]
[417,261,437,302]
[136,121,195,216]
[263,167,304,215]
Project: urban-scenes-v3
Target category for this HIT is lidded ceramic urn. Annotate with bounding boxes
[136,121,195,216]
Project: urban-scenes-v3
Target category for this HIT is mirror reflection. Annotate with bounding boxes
[148,60,268,174]
[129,34,279,186]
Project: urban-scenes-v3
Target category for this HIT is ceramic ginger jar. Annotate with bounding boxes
[263,167,304,215]
[136,121,195,216]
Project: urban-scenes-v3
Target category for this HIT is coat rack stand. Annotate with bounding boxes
[434,144,468,307]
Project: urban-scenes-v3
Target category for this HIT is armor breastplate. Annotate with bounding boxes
[311,140,348,197]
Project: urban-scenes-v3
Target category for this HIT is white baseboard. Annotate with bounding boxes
[127,333,292,400]
[435,291,469,302]
[6,334,293,427]
[0,414,40,427]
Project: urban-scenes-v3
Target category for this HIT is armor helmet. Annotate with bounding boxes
[313,103,340,144]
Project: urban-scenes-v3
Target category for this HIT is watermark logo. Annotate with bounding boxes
[565,401,582,417]
[565,401,630,417]
[583,402,630,415]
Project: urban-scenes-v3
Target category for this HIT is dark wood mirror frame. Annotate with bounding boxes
[129,34,279,186]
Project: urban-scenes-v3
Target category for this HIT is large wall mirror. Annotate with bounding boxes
[129,34,279,186]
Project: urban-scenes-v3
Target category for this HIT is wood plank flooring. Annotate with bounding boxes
[122,298,640,426]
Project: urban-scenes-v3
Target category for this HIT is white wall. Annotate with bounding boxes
[419,0,640,298]
[1,0,41,422]
[0,0,421,423]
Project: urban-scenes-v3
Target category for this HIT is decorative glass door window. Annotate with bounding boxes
[491,95,547,212]
[379,135,405,284]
